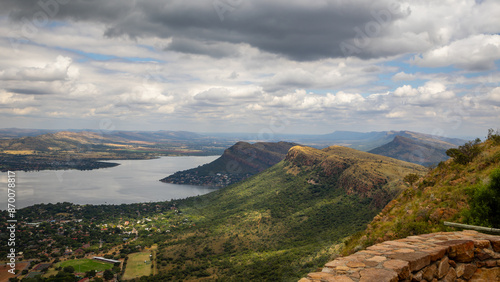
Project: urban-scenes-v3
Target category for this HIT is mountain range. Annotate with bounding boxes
[159,130,463,186]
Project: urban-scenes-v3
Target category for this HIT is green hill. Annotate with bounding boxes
[160,141,297,186]
[342,132,500,256]
[151,145,425,281]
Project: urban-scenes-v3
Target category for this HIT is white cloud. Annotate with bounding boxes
[0,1,498,136]
[0,90,35,104]
[392,72,417,81]
[0,55,74,81]
[411,34,500,71]
[483,87,500,105]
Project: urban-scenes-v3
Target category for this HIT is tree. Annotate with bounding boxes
[404,173,419,186]
[63,265,75,273]
[86,269,96,278]
[103,269,114,281]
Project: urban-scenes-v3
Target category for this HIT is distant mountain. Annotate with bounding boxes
[300,130,465,151]
[0,131,119,151]
[160,141,298,186]
[106,130,206,142]
[0,128,207,142]
[368,135,456,166]
[153,145,425,280]
[0,128,57,139]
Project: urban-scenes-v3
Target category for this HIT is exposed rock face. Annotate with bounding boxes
[302,230,500,281]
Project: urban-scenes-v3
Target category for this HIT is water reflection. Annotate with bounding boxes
[0,156,219,210]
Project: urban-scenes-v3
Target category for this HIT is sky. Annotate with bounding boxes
[0,0,499,138]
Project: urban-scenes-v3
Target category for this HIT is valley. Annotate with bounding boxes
[3,128,496,282]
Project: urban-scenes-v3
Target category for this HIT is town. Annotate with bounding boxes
[0,201,193,281]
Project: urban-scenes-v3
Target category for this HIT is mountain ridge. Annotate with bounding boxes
[368,135,454,166]
[160,141,298,186]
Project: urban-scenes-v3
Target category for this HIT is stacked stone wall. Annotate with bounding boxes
[301,230,500,281]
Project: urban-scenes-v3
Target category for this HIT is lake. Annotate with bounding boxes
[0,156,219,210]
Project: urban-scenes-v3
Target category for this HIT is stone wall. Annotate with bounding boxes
[300,230,500,281]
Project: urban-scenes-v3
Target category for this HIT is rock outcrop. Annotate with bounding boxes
[301,230,500,281]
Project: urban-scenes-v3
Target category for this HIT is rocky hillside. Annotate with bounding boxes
[343,133,500,256]
[151,145,425,280]
[284,145,427,208]
[160,141,297,186]
[368,135,456,166]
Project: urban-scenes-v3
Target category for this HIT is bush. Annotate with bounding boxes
[488,128,500,145]
[404,173,420,186]
[63,265,75,273]
[446,138,482,165]
[466,168,500,227]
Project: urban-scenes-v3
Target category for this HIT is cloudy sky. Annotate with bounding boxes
[0,0,499,138]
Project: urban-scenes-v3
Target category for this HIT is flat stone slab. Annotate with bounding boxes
[387,251,430,272]
[303,231,500,281]
[359,268,398,282]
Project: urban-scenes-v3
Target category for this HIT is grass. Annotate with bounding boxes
[3,150,35,154]
[148,244,159,276]
[57,259,113,273]
[122,252,152,280]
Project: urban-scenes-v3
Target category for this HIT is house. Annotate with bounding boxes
[33,263,51,271]
[74,248,85,256]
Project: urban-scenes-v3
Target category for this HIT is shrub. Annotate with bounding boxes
[487,128,500,145]
[63,266,75,273]
[446,138,482,165]
[404,173,420,186]
[466,168,500,227]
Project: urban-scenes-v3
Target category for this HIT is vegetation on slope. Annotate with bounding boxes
[2,144,425,281]
[148,145,425,281]
[343,130,500,255]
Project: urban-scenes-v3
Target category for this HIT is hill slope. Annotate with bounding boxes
[368,135,456,166]
[343,135,500,256]
[160,141,297,186]
[152,145,425,281]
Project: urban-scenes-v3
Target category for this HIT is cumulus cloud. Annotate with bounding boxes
[483,87,500,105]
[0,0,498,135]
[392,72,417,81]
[392,82,455,105]
[0,56,74,81]
[411,34,500,71]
